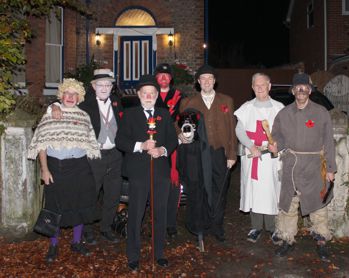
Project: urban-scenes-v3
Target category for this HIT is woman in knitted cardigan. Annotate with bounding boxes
[28,78,101,263]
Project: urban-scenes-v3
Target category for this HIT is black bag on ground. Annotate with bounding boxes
[34,208,61,237]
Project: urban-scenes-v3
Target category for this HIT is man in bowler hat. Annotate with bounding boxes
[116,74,177,271]
[179,65,237,242]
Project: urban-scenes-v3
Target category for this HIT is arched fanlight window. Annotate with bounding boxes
[115,8,156,26]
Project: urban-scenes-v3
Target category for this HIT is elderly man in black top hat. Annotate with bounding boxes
[116,74,177,271]
[269,72,336,262]
[154,63,183,238]
[51,69,123,244]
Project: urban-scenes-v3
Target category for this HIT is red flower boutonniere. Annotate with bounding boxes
[112,101,118,107]
[305,119,315,128]
[221,104,229,113]
[119,111,123,118]
[156,116,162,121]
[167,99,175,108]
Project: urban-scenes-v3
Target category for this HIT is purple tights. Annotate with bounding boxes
[50,224,84,246]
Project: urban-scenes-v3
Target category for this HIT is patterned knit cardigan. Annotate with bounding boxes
[28,106,101,160]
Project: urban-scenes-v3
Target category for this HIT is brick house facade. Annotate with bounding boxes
[25,0,205,97]
[289,0,349,75]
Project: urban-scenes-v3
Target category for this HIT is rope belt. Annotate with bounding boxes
[286,147,326,196]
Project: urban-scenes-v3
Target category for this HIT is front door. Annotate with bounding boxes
[119,36,152,94]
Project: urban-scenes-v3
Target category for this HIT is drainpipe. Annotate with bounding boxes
[85,0,91,64]
[284,0,295,27]
[324,0,328,70]
[204,0,208,64]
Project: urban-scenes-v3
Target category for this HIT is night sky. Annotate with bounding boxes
[208,0,290,68]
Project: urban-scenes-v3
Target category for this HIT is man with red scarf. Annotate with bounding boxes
[155,63,183,238]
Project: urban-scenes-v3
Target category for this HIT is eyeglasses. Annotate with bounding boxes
[96,84,113,89]
[293,86,311,93]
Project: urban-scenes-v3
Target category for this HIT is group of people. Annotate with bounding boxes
[28,62,336,270]
[236,72,336,262]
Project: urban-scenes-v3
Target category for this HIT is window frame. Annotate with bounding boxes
[343,0,349,15]
[45,7,63,90]
[307,0,314,29]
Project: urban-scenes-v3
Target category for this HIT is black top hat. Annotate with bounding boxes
[195,64,216,80]
[155,63,173,75]
[292,73,311,87]
[136,74,160,92]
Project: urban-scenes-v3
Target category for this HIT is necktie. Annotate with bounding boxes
[145,109,153,118]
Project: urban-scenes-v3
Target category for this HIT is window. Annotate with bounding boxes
[307,0,314,28]
[343,0,349,15]
[45,7,63,88]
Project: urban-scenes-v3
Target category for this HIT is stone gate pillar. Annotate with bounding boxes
[328,109,349,237]
[0,110,42,237]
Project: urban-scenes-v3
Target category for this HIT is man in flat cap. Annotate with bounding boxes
[179,64,237,242]
[116,74,177,271]
[269,72,336,262]
[154,63,183,238]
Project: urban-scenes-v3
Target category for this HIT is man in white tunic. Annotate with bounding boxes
[234,73,284,244]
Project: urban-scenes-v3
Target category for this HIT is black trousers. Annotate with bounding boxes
[126,175,170,262]
[166,184,180,229]
[209,147,231,237]
[85,147,122,233]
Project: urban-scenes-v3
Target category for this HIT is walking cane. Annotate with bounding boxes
[147,116,157,270]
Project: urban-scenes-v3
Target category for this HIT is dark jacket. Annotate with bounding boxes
[116,106,178,179]
[79,93,123,143]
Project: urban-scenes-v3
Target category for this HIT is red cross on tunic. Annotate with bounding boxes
[246,120,268,180]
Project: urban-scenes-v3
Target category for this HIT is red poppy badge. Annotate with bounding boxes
[305,119,315,128]
[221,104,229,113]
[156,116,162,121]
[112,101,118,107]
[118,111,123,118]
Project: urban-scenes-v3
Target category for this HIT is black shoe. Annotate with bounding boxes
[214,233,226,242]
[167,227,178,238]
[157,258,169,267]
[275,241,295,257]
[128,260,139,271]
[101,231,120,243]
[270,231,283,246]
[247,229,262,243]
[71,242,91,256]
[82,232,97,245]
[45,245,58,263]
[316,244,331,262]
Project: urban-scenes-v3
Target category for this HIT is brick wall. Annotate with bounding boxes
[289,0,325,73]
[327,0,349,62]
[290,0,349,73]
[26,17,46,99]
[75,0,204,71]
[24,0,204,96]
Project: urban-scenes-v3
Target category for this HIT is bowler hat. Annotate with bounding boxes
[195,64,216,80]
[91,69,115,83]
[292,73,312,87]
[136,74,160,92]
[155,63,173,76]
